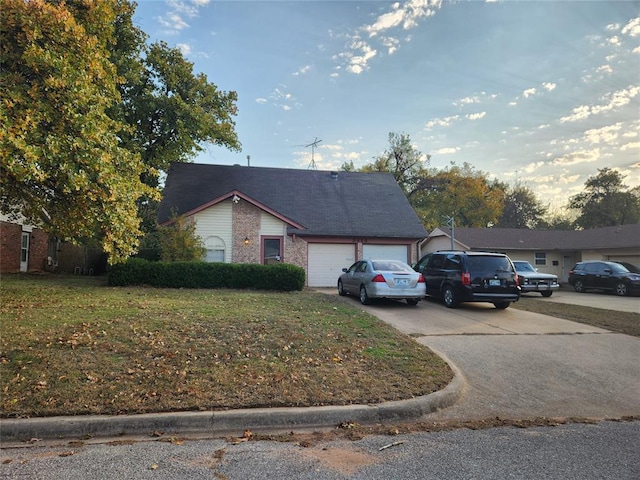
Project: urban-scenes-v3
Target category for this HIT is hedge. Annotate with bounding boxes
[108,259,306,291]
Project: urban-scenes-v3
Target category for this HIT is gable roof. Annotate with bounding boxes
[158,163,428,239]
[431,225,640,251]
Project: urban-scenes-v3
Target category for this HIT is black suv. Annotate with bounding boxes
[414,251,521,309]
[568,260,640,296]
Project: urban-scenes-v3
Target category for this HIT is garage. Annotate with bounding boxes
[607,256,640,268]
[363,244,409,263]
[307,243,356,287]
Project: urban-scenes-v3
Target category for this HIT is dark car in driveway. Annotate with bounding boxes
[568,260,640,296]
[413,251,520,309]
[512,261,559,297]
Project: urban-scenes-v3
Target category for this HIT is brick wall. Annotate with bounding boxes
[284,235,307,271]
[232,200,261,264]
[0,221,49,273]
[0,221,21,273]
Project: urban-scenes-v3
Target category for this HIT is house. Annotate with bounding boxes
[0,213,107,275]
[0,213,50,273]
[423,225,640,283]
[158,162,428,286]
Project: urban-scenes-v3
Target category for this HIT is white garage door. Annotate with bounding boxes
[308,244,356,287]
[363,244,409,263]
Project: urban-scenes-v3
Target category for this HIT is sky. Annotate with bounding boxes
[133,0,640,212]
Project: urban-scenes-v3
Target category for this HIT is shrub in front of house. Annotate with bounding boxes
[108,259,306,291]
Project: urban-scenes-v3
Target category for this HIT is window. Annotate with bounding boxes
[20,232,29,263]
[263,237,282,265]
[534,252,546,266]
[204,236,226,263]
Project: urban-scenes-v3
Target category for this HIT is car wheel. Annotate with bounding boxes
[541,291,553,297]
[359,285,371,305]
[337,280,346,296]
[406,298,420,306]
[494,301,510,309]
[443,286,458,308]
[573,280,585,293]
[615,282,628,296]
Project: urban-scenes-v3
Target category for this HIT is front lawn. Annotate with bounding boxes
[0,274,452,418]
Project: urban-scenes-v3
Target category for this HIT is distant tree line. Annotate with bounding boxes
[343,132,640,231]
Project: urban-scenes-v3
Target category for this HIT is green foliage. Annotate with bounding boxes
[157,215,205,262]
[412,163,504,230]
[494,182,548,229]
[362,132,430,196]
[0,0,241,263]
[0,0,157,263]
[569,168,640,228]
[108,259,306,291]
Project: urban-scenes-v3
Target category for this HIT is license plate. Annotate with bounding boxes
[489,279,501,286]
[395,279,409,286]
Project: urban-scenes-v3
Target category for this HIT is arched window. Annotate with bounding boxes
[204,236,226,263]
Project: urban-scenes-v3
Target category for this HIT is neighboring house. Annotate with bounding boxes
[1,213,107,275]
[0,213,50,273]
[158,163,428,287]
[423,225,640,283]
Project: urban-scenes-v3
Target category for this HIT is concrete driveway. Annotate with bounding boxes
[326,290,640,422]
[532,286,639,313]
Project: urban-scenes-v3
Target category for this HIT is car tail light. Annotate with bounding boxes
[371,274,386,283]
[461,272,471,286]
[418,274,425,283]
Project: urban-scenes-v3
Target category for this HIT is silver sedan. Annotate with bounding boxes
[337,259,426,305]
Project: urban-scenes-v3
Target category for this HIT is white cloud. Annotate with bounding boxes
[337,1,443,75]
[256,98,267,104]
[364,0,442,37]
[158,13,189,31]
[621,142,640,151]
[381,36,401,55]
[542,82,556,91]
[523,88,537,98]
[552,149,600,166]
[425,115,459,129]
[560,85,640,123]
[608,35,621,46]
[432,147,460,155]
[584,123,621,145]
[466,112,486,121]
[622,17,640,36]
[596,64,613,74]
[176,43,191,55]
[293,65,313,76]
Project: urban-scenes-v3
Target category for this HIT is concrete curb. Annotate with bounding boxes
[0,360,464,444]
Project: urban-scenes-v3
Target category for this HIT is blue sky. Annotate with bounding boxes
[134,0,640,211]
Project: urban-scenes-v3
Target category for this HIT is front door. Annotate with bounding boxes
[20,232,29,272]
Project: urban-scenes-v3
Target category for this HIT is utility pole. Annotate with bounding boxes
[444,215,455,250]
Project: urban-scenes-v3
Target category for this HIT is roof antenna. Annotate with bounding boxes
[247,155,251,167]
[304,137,322,170]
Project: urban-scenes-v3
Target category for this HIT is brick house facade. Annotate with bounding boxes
[0,219,49,273]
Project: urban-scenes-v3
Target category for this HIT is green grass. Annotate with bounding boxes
[512,295,640,337]
[0,274,452,418]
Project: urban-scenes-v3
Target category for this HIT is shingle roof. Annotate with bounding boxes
[158,163,428,239]
[438,225,640,250]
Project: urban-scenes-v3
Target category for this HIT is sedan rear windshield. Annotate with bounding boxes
[372,261,412,272]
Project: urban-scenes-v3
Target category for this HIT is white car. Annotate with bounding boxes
[338,259,426,305]
[513,261,559,297]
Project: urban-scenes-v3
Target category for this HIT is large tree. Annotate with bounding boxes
[0,0,155,262]
[1,0,241,261]
[411,163,504,230]
[569,168,640,229]
[359,132,430,196]
[494,182,548,229]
